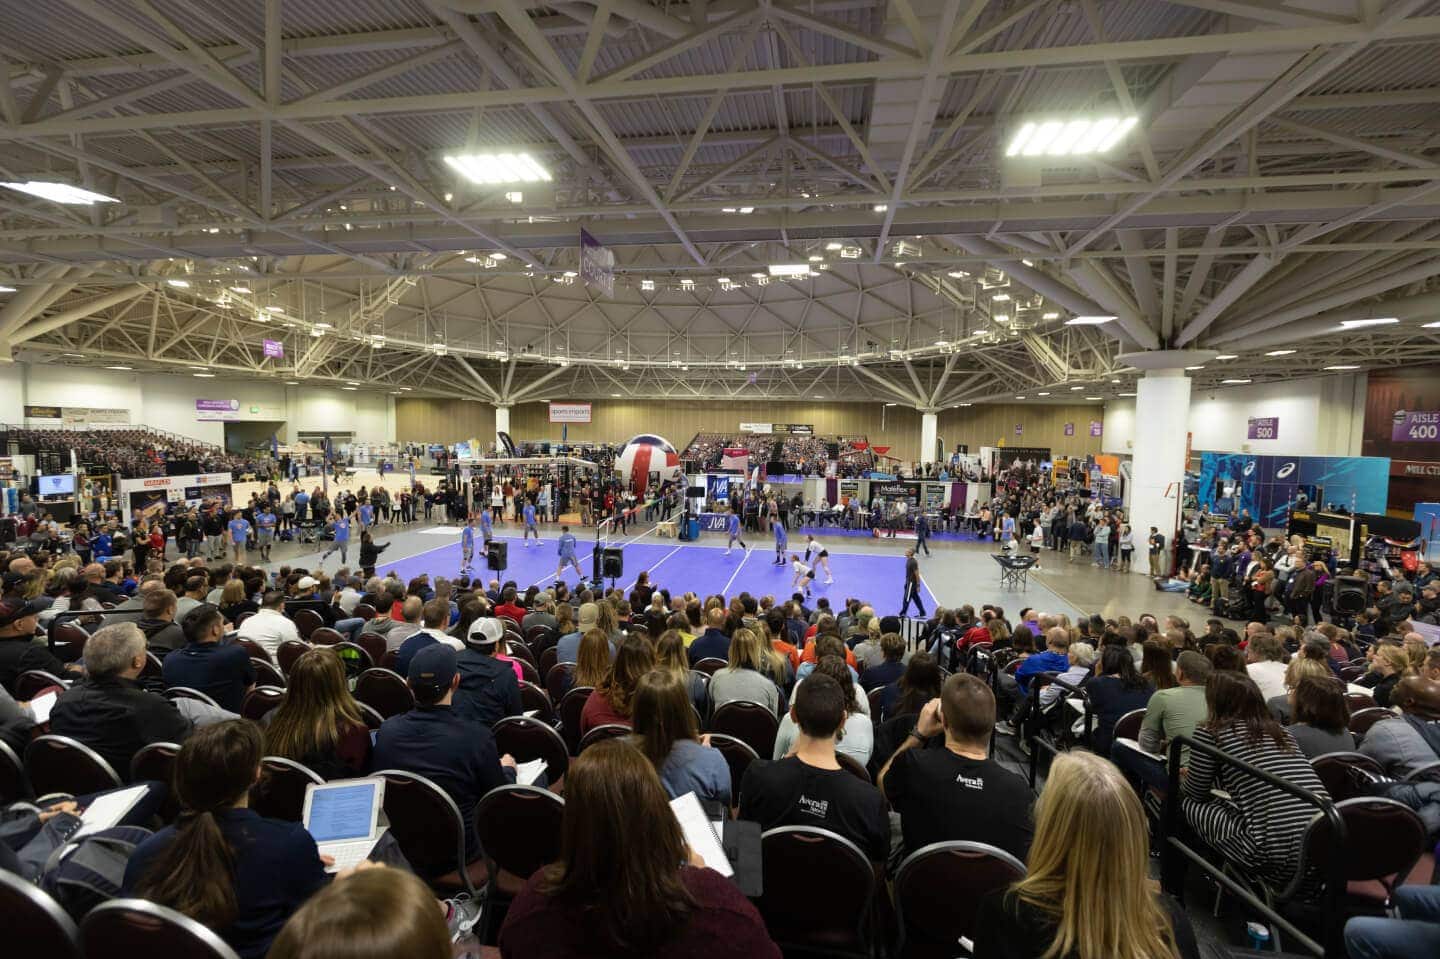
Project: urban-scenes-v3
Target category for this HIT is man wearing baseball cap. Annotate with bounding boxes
[453,614,524,728]
[372,644,516,866]
[0,596,77,693]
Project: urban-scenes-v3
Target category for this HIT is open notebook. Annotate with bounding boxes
[670,791,732,877]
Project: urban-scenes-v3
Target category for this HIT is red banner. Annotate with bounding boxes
[872,445,891,456]
[850,441,869,451]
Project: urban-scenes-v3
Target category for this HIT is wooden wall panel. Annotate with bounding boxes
[397,397,1105,463]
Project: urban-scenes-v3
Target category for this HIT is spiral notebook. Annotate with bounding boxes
[669,791,732,877]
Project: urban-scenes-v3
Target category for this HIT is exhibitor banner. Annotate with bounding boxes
[548,402,592,424]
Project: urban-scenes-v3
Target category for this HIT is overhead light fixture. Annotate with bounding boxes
[958,402,973,407]
[285,380,299,385]
[166,279,190,288]
[1,180,120,204]
[1004,116,1139,157]
[265,306,284,313]
[768,264,809,277]
[1422,321,1440,328]
[1015,396,1026,400]
[884,402,897,407]
[1037,391,1051,396]
[1325,364,1360,370]
[491,253,507,261]
[399,387,412,391]
[1214,353,1238,360]
[991,293,1011,301]
[680,278,694,290]
[1185,365,1205,371]
[345,381,359,386]
[442,152,551,184]
[1069,386,1083,391]
[1222,378,1252,384]
[1265,349,1296,356]
[1064,315,1116,325]
[825,242,843,251]
[1118,391,1136,397]
[0,285,14,293]
[562,270,578,278]
[808,255,823,262]
[993,314,1009,323]
[640,279,654,291]
[873,204,888,212]
[947,270,969,279]
[314,321,332,329]
[193,372,214,378]
[229,285,252,294]
[341,386,357,391]
[61,352,84,357]
[1085,395,1102,400]
[504,191,523,204]
[105,365,132,370]
[1041,312,1059,320]
[1338,317,1398,329]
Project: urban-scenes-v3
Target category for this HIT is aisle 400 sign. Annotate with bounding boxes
[1392,410,1440,442]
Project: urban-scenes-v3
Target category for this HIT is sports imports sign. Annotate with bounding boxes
[1246,416,1279,440]
[548,402,592,423]
[1391,410,1440,442]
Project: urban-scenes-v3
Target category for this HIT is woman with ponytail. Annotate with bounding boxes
[122,719,331,959]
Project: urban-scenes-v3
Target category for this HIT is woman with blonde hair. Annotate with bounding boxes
[263,647,371,778]
[1360,643,1412,707]
[594,600,623,645]
[655,630,708,714]
[709,627,784,716]
[573,629,613,690]
[580,633,655,734]
[974,751,1199,959]
[268,867,447,959]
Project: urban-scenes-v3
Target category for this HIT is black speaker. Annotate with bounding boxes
[486,541,508,572]
[1331,575,1368,615]
[602,547,624,579]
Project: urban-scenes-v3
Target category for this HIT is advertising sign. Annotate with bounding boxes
[1392,410,1440,442]
[1089,420,1103,437]
[195,398,241,421]
[1014,423,1023,436]
[262,338,284,358]
[23,405,62,419]
[1063,422,1074,436]
[579,228,615,297]
[740,422,772,433]
[1247,416,1280,440]
[548,402,592,423]
[705,475,731,502]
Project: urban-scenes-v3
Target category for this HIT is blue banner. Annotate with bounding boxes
[698,512,731,532]
[1198,452,1390,525]
[706,475,730,501]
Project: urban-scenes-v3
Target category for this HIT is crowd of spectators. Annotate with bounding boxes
[3,425,256,479]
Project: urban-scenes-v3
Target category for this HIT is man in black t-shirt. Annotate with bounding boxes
[739,673,890,862]
[879,672,1034,861]
[1148,526,1167,578]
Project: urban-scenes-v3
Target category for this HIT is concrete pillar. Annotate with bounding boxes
[1129,367,1192,573]
[919,411,938,464]
[494,405,511,445]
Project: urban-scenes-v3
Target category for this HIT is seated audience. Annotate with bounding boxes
[581,634,654,734]
[124,720,330,959]
[236,590,299,657]
[738,672,889,862]
[1113,650,1211,795]
[870,652,944,771]
[654,630,709,715]
[859,632,907,691]
[688,606,732,664]
[773,655,872,766]
[1359,676,1440,779]
[137,586,187,654]
[499,738,779,958]
[1285,675,1355,759]
[163,604,255,712]
[973,751,1200,959]
[879,673,1033,860]
[555,602,598,664]
[1244,633,1289,701]
[632,668,731,805]
[1084,645,1155,756]
[452,613,523,727]
[0,596,75,692]
[262,647,371,778]
[709,626,785,716]
[1343,884,1440,959]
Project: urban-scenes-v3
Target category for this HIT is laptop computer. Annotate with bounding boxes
[302,778,388,873]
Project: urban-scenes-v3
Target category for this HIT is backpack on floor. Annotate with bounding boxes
[40,825,153,919]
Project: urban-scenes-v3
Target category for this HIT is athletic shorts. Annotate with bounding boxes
[257,531,274,544]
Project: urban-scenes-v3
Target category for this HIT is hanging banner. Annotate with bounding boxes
[720,448,750,473]
[262,338,284,359]
[1089,420,1103,437]
[1391,410,1440,442]
[1246,416,1280,440]
[196,398,241,421]
[579,228,615,297]
[1063,422,1074,436]
[1014,423,1023,436]
[549,402,592,423]
[740,422,773,433]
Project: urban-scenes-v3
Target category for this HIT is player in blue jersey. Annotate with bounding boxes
[357,501,374,531]
[479,506,494,547]
[556,526,583,583]
[523,499,540,546]
[254,505,277,562]
[321,513,351,566]
[773,517,788,565]
[725,507,748,556]
[460,514,476,573]
[225,511,252,563]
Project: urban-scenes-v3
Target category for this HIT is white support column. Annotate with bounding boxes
[494,405,511,447]
[1128,367,1192,574]
[919,411,938,464]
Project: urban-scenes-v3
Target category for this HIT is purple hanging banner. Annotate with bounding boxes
[1246,416,1279,440]
[1391,410,1440,442]
[579,228,615,297]
[1089,420,1103,437]
[1013,423,1023,436]
[262,338,284,358]
[1063,422,1074,436]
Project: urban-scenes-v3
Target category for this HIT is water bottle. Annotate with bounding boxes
[1246,920,1272,951]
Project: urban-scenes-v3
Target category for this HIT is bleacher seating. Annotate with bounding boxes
[0,424,251,478]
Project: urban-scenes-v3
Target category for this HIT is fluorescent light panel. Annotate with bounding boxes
[2,180,120,204]
[768,264,810,276]
[1064,315,1116,325]
[1338,317,1398,329]
[442,152,551,185]
[1005,116,1138,158]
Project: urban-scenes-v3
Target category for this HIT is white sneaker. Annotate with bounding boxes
[725,549,732,556]
[825,578,834,585]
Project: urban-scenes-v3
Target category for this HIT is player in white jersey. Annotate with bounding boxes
[790,554,816,597]
[804,534,833,584]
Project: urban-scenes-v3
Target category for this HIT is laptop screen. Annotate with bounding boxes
[306,781,378,843]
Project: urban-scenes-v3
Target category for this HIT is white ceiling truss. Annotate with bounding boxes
[0,0,1438,407]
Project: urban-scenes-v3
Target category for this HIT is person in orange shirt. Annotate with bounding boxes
[800,614,859,670]
[764,608,800,672]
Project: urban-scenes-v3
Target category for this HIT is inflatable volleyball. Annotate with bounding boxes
[617,434,682,495]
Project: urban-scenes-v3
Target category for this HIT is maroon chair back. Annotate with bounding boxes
[474,785,564,897]
[893,841,1026,959]
[758,827,875,956]
[1301,798,1427,903]
[131,742,183,822]
[545,661,575,703]
[292,608,323,640]
[1349,707,1394,737]
[492,716,569,784]
[51,622,90,663]
[0,869,80,958]
[374,769,477,895]
[15,670,66,701]
[1339,664,1366,682]
[354,668,415,719]
[1311,751,1384,802]
[309,626,344,646]
[81,898,239,959]
[526,625,557,654]
[710,700,780,758]
[693,657,727,675]
[251,658,286,688]
[379,648,401,671]
[867,685,887,721]
[705,732,758,807]
[241,686,285,722]
[516,657,541,687]
[538,645,558,679]
[276,639,311,675]
[353,631,386,666]
[557,685,593,755]
[234,637,271,663]
[250,756,323,822]
[353,603,378,621]
[24,734,123,797]
[1345,692,1375,713]
[578,723,633,753]
[233,611,255,629]
[1112,708,1147,743]
[518,681,555,724]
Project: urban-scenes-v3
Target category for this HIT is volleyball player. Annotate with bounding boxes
[523,498,541,546]
[773,515,788,565]
[804,533,833,584]
[479,505,494,552]
[791,553,816,597]
[725,507,748,555]
[460,514,476,573]
[556,525,584,583]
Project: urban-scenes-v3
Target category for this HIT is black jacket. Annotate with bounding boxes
[359,540,388,566]
[138,617,185,655]
[49,676,191,779]
[0,635,69,695]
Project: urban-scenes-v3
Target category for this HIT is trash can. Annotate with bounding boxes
[686,518,700,541]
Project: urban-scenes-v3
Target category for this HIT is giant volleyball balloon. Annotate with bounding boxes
[617,434,682,495]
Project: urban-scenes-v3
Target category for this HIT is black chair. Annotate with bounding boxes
[1349,707,1394,738]
[310,626,345,647]
[544,661,575,703]
[0,737,28,802]
[705,732,758,807]
[357,702,386,731]
[250,756,323,821]
[1406,760,1440,783]
[15,669,66,701]
[693,657,727,675]
[0,868,81,958]
[867,685,887,722]
[81,898,240,959]
[1112,707,1146,743]
[276,639,311,675]
[518,681,555,725]
[515,657,541,687]
[506,640,537,669]
[1312,751,1385,802]
[292,608,323,640]
[374,768,483,895]
[710,700,779,759]
[164,686,221,709]
[240,686,285,722]
[473,784,565,936]
[233,611,255,629]
[758,826,875,957]
[526,625,557,653]
[251,658,286,688]
[354,668,415,719]
[892,841,1026,958]
[131,741,183,822]
[493,716,569,783]
[578,723,633,753]
[234,637,271,663]
[557,685,592,755]
[51,622,91,664]
[141,651,164,682]
[332,641,374,679]
[25,735,122,797]
[538,644,558,679]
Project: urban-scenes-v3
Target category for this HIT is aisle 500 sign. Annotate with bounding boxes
[1246,416,1279,440]
[1392,410,1440,442]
